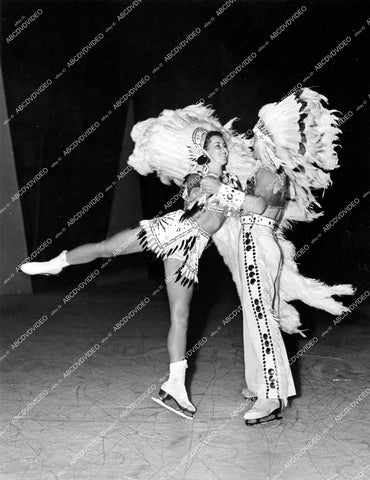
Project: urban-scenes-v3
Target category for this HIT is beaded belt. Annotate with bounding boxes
[239,214,277,229]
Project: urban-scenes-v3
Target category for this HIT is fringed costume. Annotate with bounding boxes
[128,105,244,287]
[137,207,210,287]
[123,94,354,419]
[213,88,354,416]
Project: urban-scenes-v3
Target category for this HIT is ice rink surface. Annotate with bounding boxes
[1,277,369,480]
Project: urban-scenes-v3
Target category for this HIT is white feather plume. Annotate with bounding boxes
[213,223,354,335]
[129,104,231,186]
[253,87,341,220]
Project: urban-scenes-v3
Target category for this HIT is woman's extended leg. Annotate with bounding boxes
[20,226,143,275]
[67,226,143,264]
[152,257,196,417]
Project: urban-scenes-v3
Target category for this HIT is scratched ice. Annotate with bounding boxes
[0,283,369,480]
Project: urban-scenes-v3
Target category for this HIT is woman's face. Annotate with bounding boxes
[204,135,228,166]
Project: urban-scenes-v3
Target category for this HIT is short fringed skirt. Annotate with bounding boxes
[138,210,210,287]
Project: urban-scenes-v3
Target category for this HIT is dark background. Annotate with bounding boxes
[1,0,369,292]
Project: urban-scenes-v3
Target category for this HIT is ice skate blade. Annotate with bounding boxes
[38,270,63,277]
[151,397,194,420]
[245,408,282,426]
[43,271,63,277]
[159,388,196,413]
[20,266,63,277]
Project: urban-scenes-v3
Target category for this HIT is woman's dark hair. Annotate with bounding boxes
[196,130,224,166]
[203,130,224,150]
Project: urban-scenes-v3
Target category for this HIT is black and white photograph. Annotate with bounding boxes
[1,0,369,479]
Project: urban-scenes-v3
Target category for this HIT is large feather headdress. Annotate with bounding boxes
[252,88,341,219]
[128,103,257,186]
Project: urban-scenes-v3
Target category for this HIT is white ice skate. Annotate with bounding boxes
[151,360,196,420]
[244,398,282,425]
[20,251,69,276]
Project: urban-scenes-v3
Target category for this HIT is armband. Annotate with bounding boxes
[216,184,245,210]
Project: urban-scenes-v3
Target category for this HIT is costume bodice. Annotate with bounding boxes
[183,171,242,217]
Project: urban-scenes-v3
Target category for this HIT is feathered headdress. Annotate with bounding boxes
[129,104,224,186]
[223,119,258,190]
[252,88,341,219]
[128,103,257,186]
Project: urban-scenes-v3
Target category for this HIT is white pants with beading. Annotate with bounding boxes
[239,214,296,406]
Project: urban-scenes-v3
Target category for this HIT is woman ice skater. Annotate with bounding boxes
[20,104,264,419]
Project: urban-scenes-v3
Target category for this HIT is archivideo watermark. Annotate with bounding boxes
[63,269,100,304]
[113,297,150,332]
[164,27,201,63]
[63,344,100,379]
[67,33,104,68]
[270,6,307,40]
[6,9,43,43]
[323,198,359,232]
[113,75,150,110]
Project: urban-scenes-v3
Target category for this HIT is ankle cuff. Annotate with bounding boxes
[60,250,69,266]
